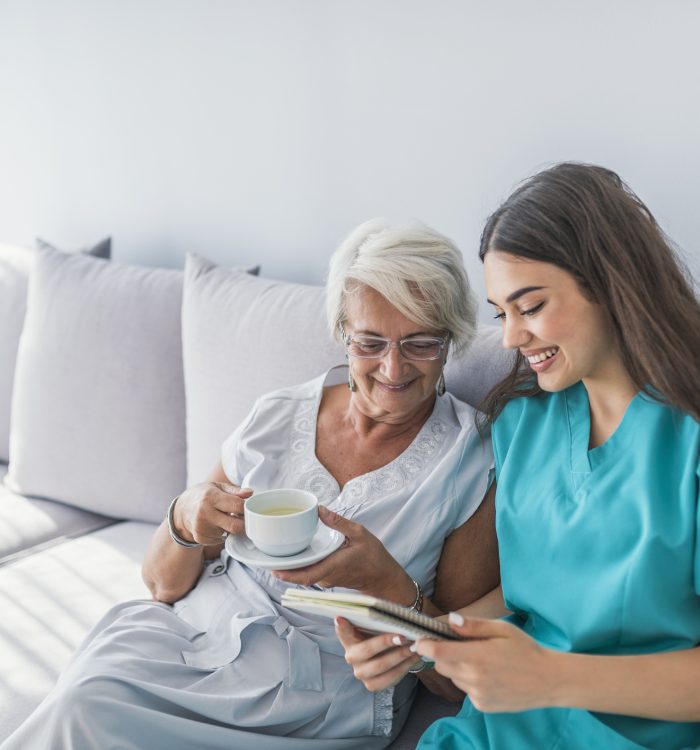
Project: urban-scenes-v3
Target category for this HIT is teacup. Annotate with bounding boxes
[244,489,319,556]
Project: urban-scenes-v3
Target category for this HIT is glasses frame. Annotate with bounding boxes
[340,325,448,361]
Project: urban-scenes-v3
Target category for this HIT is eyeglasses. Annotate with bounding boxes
[341,327,448,361]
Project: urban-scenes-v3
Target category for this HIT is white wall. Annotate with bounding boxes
[1,0,698,322]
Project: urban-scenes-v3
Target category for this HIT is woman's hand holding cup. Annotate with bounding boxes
[173,482,252,546]
[273,506,415,601]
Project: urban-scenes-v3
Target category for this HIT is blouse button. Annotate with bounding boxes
[210,564,225,576]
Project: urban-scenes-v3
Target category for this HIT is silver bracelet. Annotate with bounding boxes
[407,579,424,612]
[406,579,428,673]
[167,495,202,548]
[408,658,435,674]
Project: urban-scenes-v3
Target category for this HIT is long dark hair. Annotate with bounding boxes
[479,162,700,424]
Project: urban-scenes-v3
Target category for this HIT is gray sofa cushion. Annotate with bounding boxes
[0,519,154,741]
[0,463,113,562]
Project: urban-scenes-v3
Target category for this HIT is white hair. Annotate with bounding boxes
[326,218,477,356]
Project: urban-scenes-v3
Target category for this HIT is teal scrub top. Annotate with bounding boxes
[420,383,700,750]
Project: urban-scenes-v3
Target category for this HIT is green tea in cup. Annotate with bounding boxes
[244,489,318,556]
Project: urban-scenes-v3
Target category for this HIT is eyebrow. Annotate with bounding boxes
[486,286,546,306]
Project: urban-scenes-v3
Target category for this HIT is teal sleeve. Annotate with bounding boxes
[695,459,700,597]
[491,426,502,482]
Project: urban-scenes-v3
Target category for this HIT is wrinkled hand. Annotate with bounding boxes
[272,506,413,598]
[174,482,253,546]
[335,617,420,691]
[415,614,561,713]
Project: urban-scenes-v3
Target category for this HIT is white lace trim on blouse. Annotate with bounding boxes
[288,375,450,514]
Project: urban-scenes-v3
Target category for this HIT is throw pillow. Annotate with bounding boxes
[182,254,346,485]
[6,247,185,522]
[444,324,515,412]
[0,238,112,463]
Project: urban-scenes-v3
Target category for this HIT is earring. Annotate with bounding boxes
[348,368,357,392]
[437,371,446,397]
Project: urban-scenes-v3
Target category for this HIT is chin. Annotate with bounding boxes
[536,371,577,393]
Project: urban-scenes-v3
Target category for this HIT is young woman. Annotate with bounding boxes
[338,163,700,749]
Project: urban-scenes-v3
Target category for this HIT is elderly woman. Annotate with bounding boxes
[2,219,498,750]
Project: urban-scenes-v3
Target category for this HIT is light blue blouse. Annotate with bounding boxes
[420,382,700,749]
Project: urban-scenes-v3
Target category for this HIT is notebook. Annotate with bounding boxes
[281,588,462,641]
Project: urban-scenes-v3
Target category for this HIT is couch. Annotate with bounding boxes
[0,242,513,746]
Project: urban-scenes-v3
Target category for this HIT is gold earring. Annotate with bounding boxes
[348,368,357,392]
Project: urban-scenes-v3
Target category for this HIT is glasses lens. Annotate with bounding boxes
[400,338,443,360]
[347,336,389,358]
[345,335,445,360]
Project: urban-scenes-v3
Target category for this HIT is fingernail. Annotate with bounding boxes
[391,635,402,646]
[449,611,464,626]
[409,643,417,653]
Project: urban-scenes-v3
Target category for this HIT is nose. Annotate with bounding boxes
[501,315,530,351]
[379,343,409,380]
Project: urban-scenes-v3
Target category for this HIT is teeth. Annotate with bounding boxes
[527,348,557,364]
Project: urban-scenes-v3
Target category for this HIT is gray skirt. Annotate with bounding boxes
[2,588,414,749]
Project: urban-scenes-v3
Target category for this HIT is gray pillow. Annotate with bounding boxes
[0,238,112,463]
[36,236,112,259]
[444,325,515,412]
[6,247,185,522]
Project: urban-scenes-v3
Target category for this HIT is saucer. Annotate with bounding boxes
[225,525,345,570]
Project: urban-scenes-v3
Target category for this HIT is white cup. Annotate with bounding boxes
[244,489,319,556]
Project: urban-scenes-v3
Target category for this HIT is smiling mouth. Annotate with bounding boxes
[375,380,414,392]
[526,348,558,365]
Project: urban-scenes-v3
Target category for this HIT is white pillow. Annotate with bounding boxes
[6,247,185,522]
[182,254,347,485]
[0,239,111,463]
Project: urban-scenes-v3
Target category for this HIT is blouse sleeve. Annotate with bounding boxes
[220,399,261,485]
[451,423,495,530]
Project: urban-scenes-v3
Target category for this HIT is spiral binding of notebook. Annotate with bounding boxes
[281,589,461,641]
